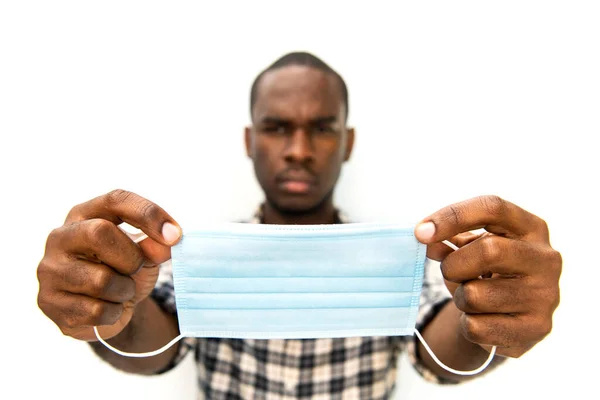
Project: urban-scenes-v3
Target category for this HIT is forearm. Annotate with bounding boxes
[418,301,506,382]
[89,297,181,375]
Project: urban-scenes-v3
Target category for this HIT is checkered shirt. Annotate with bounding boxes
[150,209,456,399]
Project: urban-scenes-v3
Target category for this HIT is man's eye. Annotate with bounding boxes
[264,126,287,135]
[314,125,335,134]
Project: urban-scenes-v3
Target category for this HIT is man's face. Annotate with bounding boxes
[245,65,354,213]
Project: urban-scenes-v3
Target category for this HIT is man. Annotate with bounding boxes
[36,52,561,399]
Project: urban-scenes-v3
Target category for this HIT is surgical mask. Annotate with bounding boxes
[96,222,495,376]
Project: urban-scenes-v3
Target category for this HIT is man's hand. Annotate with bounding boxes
[37,189,182,342]
[415,195,562,358]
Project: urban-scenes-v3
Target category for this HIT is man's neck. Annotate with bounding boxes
[261,202,338,225]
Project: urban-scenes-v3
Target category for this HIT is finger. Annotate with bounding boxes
[57,219,146,275]
[66,189,182,246]
[460,313,551,349]
[414,195,549,244]
[54,258,136,303]
[426,231,483,261]
[138,237,172,266]
[453,278,530,314]
[441,235,552,282]
[39,291,124,329]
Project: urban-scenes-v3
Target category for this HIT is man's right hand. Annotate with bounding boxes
[37,189,182,342]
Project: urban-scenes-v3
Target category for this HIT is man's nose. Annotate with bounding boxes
[284,129,314,164]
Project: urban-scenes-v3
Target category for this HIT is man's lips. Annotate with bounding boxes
[277,172,316,194]
[279,180,313,193]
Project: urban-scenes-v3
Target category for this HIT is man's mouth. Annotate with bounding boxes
[276,171,317,194]
[279,180,313,194]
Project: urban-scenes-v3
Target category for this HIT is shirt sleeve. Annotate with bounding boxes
[404,257,459,384]
[149,259,196,374]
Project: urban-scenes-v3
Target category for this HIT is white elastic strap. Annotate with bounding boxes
[118,223,149,244]
[93,237,496,373]
[411,239,497,376]
[441,239,459,251]
[133,234,148,244]
[414,328,496,376]
[93,326,185,358]
[94,225,161,357]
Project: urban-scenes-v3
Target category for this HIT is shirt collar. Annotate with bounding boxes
[250,204,350,224]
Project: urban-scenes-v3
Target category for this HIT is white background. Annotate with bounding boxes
[1,1,598,399]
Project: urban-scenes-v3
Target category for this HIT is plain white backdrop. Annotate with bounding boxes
[1,1,598,398]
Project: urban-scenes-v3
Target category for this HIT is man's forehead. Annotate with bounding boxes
[253,65,344,120]
[260,65,335,93]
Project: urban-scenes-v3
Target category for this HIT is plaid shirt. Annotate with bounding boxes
[151,208,456,399]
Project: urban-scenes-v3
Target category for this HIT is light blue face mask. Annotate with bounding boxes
[95,222,496,376]
[171,222,425,339]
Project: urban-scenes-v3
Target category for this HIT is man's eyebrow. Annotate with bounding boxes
[260,116,291,125]
[259,115,338,125]
[310,116,338,124]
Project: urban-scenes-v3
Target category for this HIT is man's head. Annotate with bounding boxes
[245,52,354,217]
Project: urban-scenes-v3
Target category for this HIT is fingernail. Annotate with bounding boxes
[162,222,181,244]
[415,221,436,241]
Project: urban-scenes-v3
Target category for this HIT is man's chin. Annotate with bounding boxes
[267,195,323,215]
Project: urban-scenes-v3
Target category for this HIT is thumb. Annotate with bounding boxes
[415,221,482,261]
[120,223,179,266]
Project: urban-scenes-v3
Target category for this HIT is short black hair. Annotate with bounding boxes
[250,51,349,122]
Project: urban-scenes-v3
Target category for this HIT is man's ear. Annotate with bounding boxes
[343,127,355,162]
[244,126,253,158]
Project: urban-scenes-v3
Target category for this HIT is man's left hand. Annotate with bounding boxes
[415,195,562,358]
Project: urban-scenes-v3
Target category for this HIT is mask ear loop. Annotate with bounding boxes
[94,232,497,373]
[412,239,497,376]
[93,224,182,358]
[93,327,185,358]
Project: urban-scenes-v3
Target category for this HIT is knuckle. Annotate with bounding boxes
[480,195,506,217]
[461,315,484,343]
[105,189,133,206]
[139,201,161,222]
[548,249,563,276]
[45,226,68,253]
[541,319,553,338]
[91,268,114,297]
[87,219,114,245]
[550,286,561,311]
[36,259,52,283]
[537,218,550,236]
[447,205,463,225]
[87,301,107,323]
[63,313,80,329]
[132,249,146,272]
[37,292,52,315]
[479,235,501,264]
[537,278,561,310]
[66,203,84,222]
[46,226,63,244]
[461,283,480,310]
[90,302,122,325]
[533,317,553,341]
[59,325,73,336]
